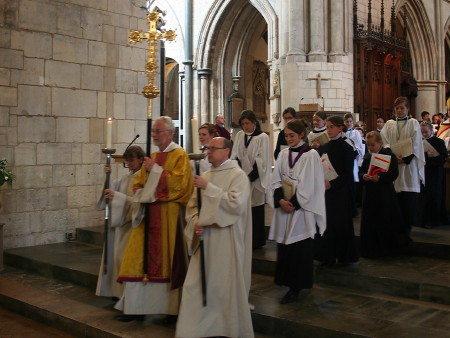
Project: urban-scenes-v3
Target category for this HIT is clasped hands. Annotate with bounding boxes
[362,174,380,182]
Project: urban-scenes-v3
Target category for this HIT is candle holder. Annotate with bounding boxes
[101,147,116,274]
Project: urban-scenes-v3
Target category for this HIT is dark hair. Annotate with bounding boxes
[421,111,430,119]
[285,119,309,141]
[327,115,347,132]
[394,96,409,108]
[239,110,261,131]
[123,145,145,160]
[438,113,444,118]
[199,123,218,136]
[376,116,385,122]
[344,113,354,121]
[282,107,296,118]
[313,111,327,121]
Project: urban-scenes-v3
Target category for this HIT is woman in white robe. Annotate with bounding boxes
[268,119,326,304]
[96,145,144,299]
[231,110,271,249]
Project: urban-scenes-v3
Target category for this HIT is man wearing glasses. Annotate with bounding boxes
[115,116,194,322]
[176,137,254,337]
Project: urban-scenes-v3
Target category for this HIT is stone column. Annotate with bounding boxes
[178,71,185,147]
[197,68,212,124]
[415,81,439,119]
[309,0,326,62]
[329,0,345,62]
[286,0,306,63]
[280,0,290,62]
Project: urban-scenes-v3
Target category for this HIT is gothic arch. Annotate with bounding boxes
[194,0,277,119]
[396,0,437,80]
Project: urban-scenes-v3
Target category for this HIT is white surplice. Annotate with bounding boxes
[176,160,254,338]
[267,148,326,244]
[380,118,425,192]
[307,127,327,145]
[231,130,271,207]
[345,129,365,182]
[95,172,135,298]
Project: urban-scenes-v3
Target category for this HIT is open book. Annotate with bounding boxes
[423,139,440,157]
[321,153,339,181]
[367,153,391,176]
[312,132,330,146]
[390,138,413,157]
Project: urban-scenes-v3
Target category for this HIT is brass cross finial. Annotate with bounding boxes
[129,9,176,100]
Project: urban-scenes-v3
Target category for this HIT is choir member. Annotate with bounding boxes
[231,110,271,249]
[268,119,326,304]
[359,131,407,257]
[316,116,358,266]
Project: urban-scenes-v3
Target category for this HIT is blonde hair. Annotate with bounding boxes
[365,131,382,143]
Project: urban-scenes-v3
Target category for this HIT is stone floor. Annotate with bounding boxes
[0,307,75,338]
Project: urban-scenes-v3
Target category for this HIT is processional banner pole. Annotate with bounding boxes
[129,8,176,284]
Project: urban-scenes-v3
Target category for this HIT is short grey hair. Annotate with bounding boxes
[158,116,175,132]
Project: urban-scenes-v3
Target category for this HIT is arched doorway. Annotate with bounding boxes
[194,0,277,135]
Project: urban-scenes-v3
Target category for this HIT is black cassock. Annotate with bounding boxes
[359,147,408,258]
[316,136,358,264]
[419,136,448,227]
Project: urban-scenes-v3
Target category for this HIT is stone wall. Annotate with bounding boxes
[0,0,149,248]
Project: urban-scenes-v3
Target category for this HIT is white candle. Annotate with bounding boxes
[106,117,113,149]
[191,118,199,153]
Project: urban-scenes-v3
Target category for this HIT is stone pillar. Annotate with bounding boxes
[286,0,306,63]
[329,0,345,62]
[178,71,185,147]
[280,0,290,62]
[197,68,212,124]
[309,0,326,62]
[415,81,439,119]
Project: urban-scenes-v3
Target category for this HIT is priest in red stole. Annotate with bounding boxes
[115,116,193,321]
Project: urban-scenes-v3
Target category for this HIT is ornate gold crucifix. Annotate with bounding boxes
[129,9,176,101]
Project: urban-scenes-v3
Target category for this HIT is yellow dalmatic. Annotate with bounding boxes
[118,146,193,289]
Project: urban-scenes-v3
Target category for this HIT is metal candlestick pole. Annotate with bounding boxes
[101,147,116,274]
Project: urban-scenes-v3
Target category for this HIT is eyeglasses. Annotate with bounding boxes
[151,129,168,134]
[204,146,227,151]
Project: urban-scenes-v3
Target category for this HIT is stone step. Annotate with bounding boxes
[76,223,450,260]
[5,236,450,309]
[253,241,450,306]
[1,266,450,338]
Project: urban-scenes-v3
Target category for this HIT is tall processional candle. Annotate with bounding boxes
[106,117,113,149]
[192,118,200,153]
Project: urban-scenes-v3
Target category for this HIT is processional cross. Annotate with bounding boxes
[128,8,176,284]
[129,9,176,143]
[306,73,330,98]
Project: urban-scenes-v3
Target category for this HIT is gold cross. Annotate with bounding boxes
[129,10,176,100]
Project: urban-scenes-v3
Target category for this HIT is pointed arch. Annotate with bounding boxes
[396,0,437,80]
[194,0,277,122]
